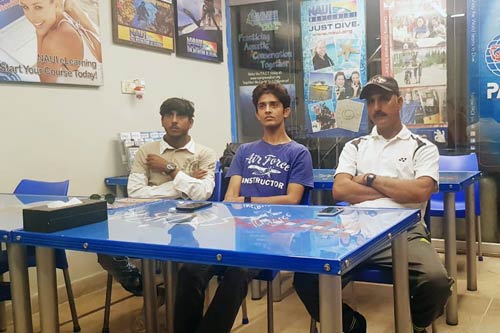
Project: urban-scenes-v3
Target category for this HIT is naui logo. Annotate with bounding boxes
[246,10,281,31]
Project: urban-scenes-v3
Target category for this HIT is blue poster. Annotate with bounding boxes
[300,0,368,138]
[468,0,500,169]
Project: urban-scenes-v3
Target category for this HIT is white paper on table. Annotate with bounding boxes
[335,99,364,132]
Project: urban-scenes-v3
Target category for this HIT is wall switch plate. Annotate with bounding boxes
[121,80,136,94]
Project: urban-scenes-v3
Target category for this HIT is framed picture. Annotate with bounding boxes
[175,0,223,62]
[111,0,175,53]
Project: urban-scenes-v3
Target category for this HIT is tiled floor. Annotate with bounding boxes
[4,254,500,332]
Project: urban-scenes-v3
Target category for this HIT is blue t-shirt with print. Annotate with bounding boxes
[226,140,314,198]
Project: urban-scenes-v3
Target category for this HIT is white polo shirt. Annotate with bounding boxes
[335,125,439,214]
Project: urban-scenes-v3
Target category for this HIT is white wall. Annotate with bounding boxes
[0,1,231,285]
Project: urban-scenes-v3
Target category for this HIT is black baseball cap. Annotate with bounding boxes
[360,75,400,99]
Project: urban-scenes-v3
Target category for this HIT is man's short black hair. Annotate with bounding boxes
[252,82,291,111]
[159,98,195,118]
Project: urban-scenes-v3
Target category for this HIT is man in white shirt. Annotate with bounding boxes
[294,76,452,333]
[98,97,217,296]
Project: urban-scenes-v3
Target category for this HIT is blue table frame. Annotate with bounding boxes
[6,197,420,333]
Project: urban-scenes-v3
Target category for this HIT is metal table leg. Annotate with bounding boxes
[392,231,412,333]
[36,247,59,333]
[272,272,282,302]
[142,259,159,333]
[444,193,458,325]
[163,261,177,333]
[6,243,33,333]
[0,273,6,332]
[251,280,262,300]
[319,274,342,333]
[465,184,477,291]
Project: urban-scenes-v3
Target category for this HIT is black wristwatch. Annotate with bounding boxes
[365,173,377,187]
[244,196,252,203]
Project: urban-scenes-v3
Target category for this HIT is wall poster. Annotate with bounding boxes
[301,0,368,138]
[468,0,500,170]
[175,0,223,62]
[112,0,175,53]
[0,0,103,85]
[380,0,447,145]
[233,0,297,140]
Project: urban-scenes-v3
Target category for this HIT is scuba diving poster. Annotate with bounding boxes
[0,0,102,85]
[175,0,223,63]
[233,1,297,140]
[111,0,175,53]
[380,0,448,146]
[468,0,500,170]
[301,0,368,138]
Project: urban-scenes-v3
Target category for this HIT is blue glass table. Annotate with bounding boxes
[104,176,129,197]
[438,171,481,325]
[311,170,482,325]
[7,197,420,333]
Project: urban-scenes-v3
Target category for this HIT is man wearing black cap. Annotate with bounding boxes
[294,75,452,333]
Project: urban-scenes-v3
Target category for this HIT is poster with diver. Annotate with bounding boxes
[301,0,368,138]
[175,0,223,62]
[467,0,500,170]
[111,0,175,53]
[380,0,448,146]
[0,0,102,86]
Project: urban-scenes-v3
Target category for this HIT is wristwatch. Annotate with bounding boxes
[165,162,177,174]
[365,173,377,187]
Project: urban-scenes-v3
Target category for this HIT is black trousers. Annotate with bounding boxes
[294,223,452,329]
[174,263,259,333]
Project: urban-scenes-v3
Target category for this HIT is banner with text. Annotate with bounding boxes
[301,0,368,138]
[468,0,500,170]
[0,0,103,85]
[380,0,447,145]
[175,0,223,62]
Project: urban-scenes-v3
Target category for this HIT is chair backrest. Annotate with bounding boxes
[14,179,69,196]
[431,153,480,214]
[209,161,223,202]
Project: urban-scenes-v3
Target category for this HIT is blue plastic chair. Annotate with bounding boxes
[430,153,482,260]
[208,161,222,202]
[1,179,81,332]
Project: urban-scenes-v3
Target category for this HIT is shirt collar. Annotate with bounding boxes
[160,138,196,154]
[370,125,412,141]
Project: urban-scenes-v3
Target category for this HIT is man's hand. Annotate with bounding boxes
[191,169,208,179]
[352,174,365,185]
[146,154,168,172]
[224,196,244,203]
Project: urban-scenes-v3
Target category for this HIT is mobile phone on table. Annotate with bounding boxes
[317,206,344,217]
[176,201,213,212]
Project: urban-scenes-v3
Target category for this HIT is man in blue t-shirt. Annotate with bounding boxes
[174,82,314,333]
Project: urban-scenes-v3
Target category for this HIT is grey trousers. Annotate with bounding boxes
[294,223,453,329]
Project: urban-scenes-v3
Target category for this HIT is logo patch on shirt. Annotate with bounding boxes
[398,157,407,162]
[248,165,281,178]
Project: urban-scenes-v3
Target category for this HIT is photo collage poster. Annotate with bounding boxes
[112,0,175,53]
[175,0,223,62]
[234,1,296,139]
[467,0,500,170]
[380,0,447,145]
[0,0,103,85]
[301,0,368,138]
